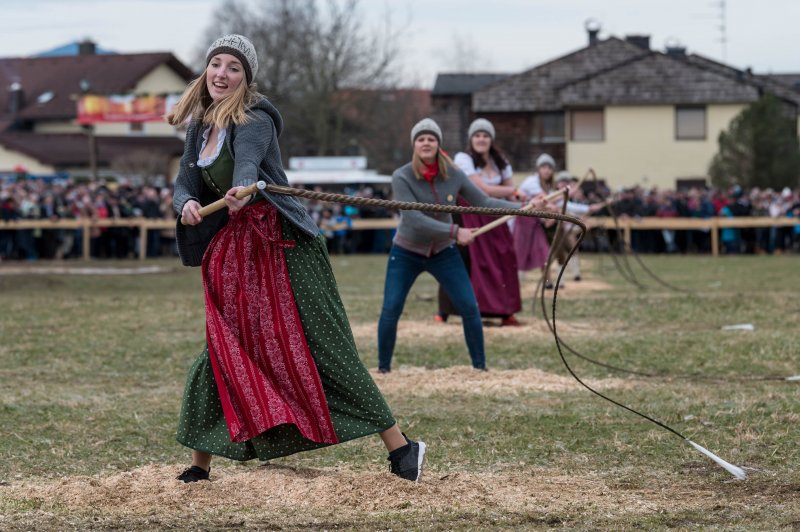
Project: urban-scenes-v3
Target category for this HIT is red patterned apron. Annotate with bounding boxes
[201,202,338,445]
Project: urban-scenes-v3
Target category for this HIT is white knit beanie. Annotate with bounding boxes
[410,118,442,144]
[556,170,573,183]
[468,118,495,141]
[206,34,258,84]
[536,153,556,168]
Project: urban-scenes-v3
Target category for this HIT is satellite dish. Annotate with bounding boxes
[664,36,683,49]
[37,91,55,104]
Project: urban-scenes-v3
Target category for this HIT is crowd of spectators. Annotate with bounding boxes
[304,185,395,255]
[0,178,176,261]
[1,177,799,261]
[585,184,800,254]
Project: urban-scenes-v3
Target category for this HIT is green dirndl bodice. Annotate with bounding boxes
[176,146,395,461]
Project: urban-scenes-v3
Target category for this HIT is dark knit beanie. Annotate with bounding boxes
[206,34,258,84]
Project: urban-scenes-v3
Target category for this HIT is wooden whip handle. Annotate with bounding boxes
[470,188,568,238]
[195,181,266,218]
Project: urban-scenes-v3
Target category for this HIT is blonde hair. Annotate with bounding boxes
[166,68,258,129]
[412,150,453,181]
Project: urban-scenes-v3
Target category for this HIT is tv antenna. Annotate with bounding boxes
[711,0,727,61]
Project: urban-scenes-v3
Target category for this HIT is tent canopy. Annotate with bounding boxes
[284,169,392,185]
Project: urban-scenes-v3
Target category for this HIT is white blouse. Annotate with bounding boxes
[453,152,512,186]
[197,126,227,167]
[518,174,544,197]
[519,173,590,215]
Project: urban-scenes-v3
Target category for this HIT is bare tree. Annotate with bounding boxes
[334,89,431,174]
[440,32,494,73]
[198,0,403,159]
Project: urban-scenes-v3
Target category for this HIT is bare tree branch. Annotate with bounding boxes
[197,0,405,159]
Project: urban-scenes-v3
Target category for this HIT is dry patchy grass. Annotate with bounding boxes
[1,255,799,530]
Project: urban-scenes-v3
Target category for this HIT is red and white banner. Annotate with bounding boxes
[77,94,180,124]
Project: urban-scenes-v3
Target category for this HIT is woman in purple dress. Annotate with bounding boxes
[436,119,526,326]
[515,154,556,288]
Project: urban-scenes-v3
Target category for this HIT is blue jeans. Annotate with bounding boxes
[378,244,485,371]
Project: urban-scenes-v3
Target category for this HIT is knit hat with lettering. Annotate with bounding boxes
[206,34,258,84]
[468,118,495,141]
[410,118,442,144]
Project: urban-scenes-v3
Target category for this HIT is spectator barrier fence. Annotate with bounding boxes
[0,216,797,260]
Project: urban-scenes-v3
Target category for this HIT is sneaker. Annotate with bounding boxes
[388,433,426,482]
[176,465,210,483]
[544,280,554,290]
[378,367,391,374]
[573,275,582,282]
[433,313,447,323]
[501,315,521,327]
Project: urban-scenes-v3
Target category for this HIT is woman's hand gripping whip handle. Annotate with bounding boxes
[471,188,568,238]
[194,181,267,219]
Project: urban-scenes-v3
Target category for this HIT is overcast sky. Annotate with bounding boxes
[2,0,797,87]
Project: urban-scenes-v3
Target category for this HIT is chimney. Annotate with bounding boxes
[625,35,650,50]
[8,82,24,114]
[585,19,601,46]
[665,45,687,58]
[78,39,97,55]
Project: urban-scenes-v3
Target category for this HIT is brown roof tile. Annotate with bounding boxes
[558,52,759,106]
[0,132,184,167]
[473,37,648,112]
[0,53,194,123]
[684,55,800,105]
[762,73,800,92]
[432,73,510,96]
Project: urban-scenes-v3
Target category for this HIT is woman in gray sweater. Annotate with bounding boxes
[170,34,425,483]
[377,118,529,372]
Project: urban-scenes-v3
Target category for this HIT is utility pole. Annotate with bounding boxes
[87,124,98,180]
[79,79,98,180]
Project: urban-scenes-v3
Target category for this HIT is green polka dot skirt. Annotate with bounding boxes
[176,217,396,461]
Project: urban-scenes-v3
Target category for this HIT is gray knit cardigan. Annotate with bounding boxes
[391,162,520,254]
[173,96,318,266]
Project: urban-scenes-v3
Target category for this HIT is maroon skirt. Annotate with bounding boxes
[513,215,550,271]
[459,204,522,317]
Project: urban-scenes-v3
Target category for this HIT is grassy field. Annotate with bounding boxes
[0,253,798,530]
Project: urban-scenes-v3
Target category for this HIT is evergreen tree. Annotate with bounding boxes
[709,94,800,189]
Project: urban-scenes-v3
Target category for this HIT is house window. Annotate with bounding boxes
[570,109,604,141]
[130,122,144,134]
[531,112,565,144]
[675,106,706,140]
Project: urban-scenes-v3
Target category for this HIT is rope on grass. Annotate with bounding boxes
[526,187,747,479]
[551,174,792,382]
[590,171,687,293]
[257,183,748,480]
[535,266,797,383]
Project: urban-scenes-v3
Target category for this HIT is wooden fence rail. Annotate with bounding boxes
[1,216,797,259]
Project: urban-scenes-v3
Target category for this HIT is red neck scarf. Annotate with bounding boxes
[421,161,438,182]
